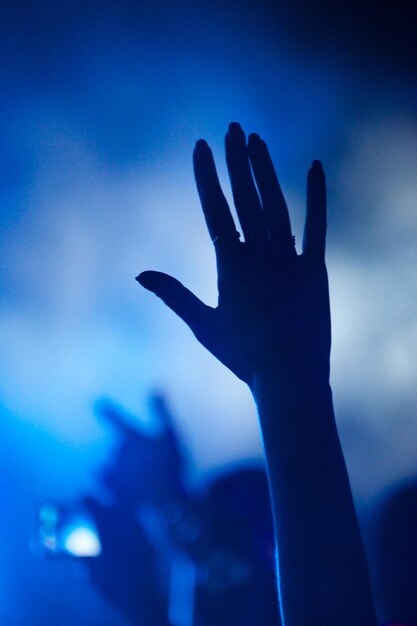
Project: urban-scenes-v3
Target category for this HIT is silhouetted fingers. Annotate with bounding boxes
[303,160,327,261]
[136,271,211,334]
[247,133,294,254]
[225,123,268,246]
[193,139,239,245]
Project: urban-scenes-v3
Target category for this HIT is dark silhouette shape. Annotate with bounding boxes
[137,123,378,626]
[137,128,329,386]
[86,395,280,625]
[194,467,278,626]
[85,496,170,626]
[96,395,186,507]
[372,479,417,624]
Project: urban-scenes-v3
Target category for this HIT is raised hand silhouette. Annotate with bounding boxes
[137,123,329,388]
[136,123,378,626]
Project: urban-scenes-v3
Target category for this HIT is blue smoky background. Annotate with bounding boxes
[0,1,416,624]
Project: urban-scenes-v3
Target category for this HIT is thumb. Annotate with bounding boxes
[136,270,211,333]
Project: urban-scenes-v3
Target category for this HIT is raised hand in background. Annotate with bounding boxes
[96,394,184,507]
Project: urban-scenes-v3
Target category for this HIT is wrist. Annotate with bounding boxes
[250,362,331,407]
[250,366,336,465]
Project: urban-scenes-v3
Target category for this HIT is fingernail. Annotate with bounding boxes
[311,160,323,170]
[195,138,208,150]
[228,121,242,133]
[248,132,261,143]
[136,272,156,291]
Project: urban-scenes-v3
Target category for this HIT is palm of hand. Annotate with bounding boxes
[138,124,329,388]
[195,243,330,385]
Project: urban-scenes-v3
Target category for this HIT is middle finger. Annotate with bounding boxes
[225,122,268,246]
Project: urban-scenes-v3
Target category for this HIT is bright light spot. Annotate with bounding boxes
[63,525,102,557]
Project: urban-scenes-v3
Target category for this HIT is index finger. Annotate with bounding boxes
[193,139,239,244]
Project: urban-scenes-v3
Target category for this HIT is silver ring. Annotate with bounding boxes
[212,231,241,246]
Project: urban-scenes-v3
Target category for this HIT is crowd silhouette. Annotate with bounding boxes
[71,395,278,626]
